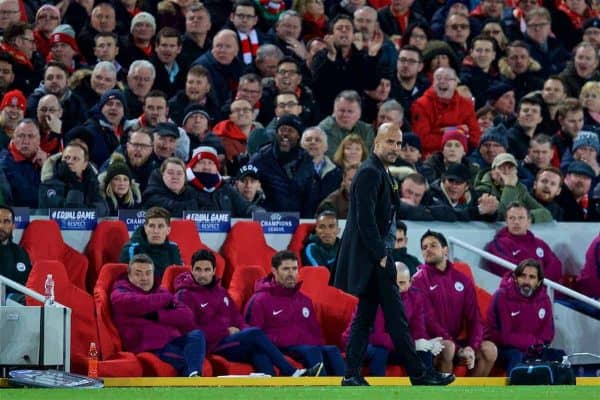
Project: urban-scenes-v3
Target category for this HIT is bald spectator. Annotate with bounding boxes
[192,29,243,107]
[0,0,22,33]
[411,67,481,158]
[475,153,553,222]
[318,90,375,158]
[0,119,46,207]
[484,202,563,282]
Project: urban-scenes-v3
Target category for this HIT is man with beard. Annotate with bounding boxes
[0,205,31,303]
[484,202,562,282]
[485,259,564,373]
[532,167,564,221]
[556,160,598,221]
[250,114,315,217]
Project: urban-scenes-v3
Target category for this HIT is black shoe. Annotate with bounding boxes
[341,376,370,386]
[410,370,455,386]
[301,362,324,377]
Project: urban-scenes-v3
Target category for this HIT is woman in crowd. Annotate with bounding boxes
[333,134,368,169]
[99,157,142,216]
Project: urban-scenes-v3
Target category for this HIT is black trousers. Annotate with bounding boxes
[345,253,426,378]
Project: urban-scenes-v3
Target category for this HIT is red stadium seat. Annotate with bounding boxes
[26,260,142,377]
[287,223,316,266]
[220,221,276,287]
[227,264,266,311]
[84,220,130,292]
[20,220,89,291]
[95,263,213,377]
[161,265,190,292]
[168,220,226,279]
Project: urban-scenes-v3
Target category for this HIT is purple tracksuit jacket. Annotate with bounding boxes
[342,286,431,351]
[174,272,248,353]
[576,233,600,299]
[110,273,193,353]
[485,273,554,352]
[243,274,324,348]
[412,261,484,350]
[485,227,563,283]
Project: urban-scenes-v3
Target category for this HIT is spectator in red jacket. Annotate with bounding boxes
[411,67,481,158]
[412,230,497,376]
[110,253,206,376]
[174,249,323,377]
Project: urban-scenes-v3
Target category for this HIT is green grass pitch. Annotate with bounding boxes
[2,386,600,400]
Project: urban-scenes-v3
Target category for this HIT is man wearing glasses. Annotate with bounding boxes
[443,12,470,63]
[0,0,21,34]
[0,22,44,95]
[226,0,270,65]
[391,45,428,120]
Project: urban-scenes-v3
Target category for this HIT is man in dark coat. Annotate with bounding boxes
[0,205,31,303]
[334,122,455,387]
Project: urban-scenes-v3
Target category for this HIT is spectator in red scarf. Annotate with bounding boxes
[0,22,43,95]
[295,0,328,41]
[48,24,87,72]
[33,5,60,59]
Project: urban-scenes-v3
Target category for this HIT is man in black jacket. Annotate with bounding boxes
[334,122,455,387]
[0,205,31,303]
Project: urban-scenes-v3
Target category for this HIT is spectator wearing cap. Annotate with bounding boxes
[168,65,222,127]
[318,90,375,159]
[26,62,85,134]
[484,202,563,281]
[235,163,266,208]
[556,160,598,221]
[99,158,142,216]
[555,0,600,49]
[250,114,315,216]
[398,172,459,221]
[300,126,343,215]
[475,152,553,222]
[151,122,181,163]
[394,131,434,181]
[459,35,503,110]
[0,119,46,207]
[120,12,156,68]
[506,95,544,160]
[143,157,201,216]
[423,127,480,184]
[485,81,516,124]
[186,146,263,217]
[582,18,600,48]
[39,140,108,216]
[498,41,544,102]
[192,29,243,108]
[361,75,393,126]
[429,163,499,221]
[559,42,600,99]
[213,98,265,165]
[560,130,600,175]
[468,124,509,173]
[79,88,127,167]
[0,22,44,95]
[181,104,224,160]
[49,24,87,72]
[411,67,481,158]
[0,89,26,148]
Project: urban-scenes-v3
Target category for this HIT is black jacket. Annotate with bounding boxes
[195,181,264,218]
[142,169,200,217]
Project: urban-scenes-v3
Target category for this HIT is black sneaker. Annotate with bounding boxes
[341,376,370,386]
[410,370,455,386]
[301,362,324,377]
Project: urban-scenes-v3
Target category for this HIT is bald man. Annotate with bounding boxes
[335,123,455,386]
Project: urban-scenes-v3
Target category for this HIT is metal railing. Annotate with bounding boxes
[0,275,72,372]
[448,236,600,311]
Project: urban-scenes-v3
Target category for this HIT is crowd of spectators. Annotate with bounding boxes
[0,0,597,222]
